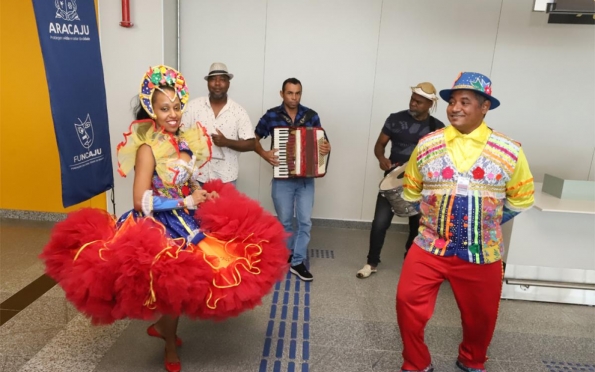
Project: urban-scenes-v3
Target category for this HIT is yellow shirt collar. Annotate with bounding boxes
[444,122,491,143]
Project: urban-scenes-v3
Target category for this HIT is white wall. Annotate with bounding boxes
[361,0,504,221]
[163,0,178,69]
[589,149,595,181]
[261,0,383,218]
[490,0,595,182]
[179,0,268,201]
[119,0,594,222]
[99,0,176,215]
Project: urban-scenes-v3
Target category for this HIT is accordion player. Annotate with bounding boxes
[272,127,330,178]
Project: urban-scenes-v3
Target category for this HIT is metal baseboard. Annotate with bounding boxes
[505,279,595,291]
[502,264,595,306]
[0,209,410,232]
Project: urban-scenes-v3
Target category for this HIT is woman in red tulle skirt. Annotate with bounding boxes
[40,65,288,372]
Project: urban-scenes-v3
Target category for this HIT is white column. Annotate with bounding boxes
[98,0,177,215]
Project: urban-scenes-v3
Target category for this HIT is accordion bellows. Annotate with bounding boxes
[273,127,329,178]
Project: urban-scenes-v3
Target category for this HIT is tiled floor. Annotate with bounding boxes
[0,219,54,303]
[1,218,594,371]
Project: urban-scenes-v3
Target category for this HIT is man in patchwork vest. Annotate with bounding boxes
[396,72,535,372]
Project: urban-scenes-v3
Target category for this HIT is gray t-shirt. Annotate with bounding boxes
[381,110,445,164]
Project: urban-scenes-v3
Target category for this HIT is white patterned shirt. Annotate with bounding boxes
[181,96,255,183]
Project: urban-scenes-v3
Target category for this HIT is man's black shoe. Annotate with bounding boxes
[290,263,313,281]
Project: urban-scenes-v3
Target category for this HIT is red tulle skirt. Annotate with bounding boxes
[39,181,289,324]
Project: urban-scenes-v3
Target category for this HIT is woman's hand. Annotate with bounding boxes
[191,189,208,205]
[206,191,219,200]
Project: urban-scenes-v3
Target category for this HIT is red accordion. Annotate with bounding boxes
[273,127,330,178]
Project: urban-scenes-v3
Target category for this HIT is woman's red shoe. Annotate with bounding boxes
[164,360,181,372]
[164,347,181,372]
[147,324,183,347]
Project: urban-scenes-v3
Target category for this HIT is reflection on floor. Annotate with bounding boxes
[1,218,594,371]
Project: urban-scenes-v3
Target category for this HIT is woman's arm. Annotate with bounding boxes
[133,144,156,212]
[133,145,205,214]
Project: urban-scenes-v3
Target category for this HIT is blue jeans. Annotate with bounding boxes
[271,178,315,266]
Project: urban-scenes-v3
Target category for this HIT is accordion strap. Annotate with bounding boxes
[281,109,318,127]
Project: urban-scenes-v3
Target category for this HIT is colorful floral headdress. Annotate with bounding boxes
[439,72,500,110]
[139,65,189,118]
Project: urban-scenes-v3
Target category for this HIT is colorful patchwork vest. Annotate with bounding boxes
[413,128,521,264]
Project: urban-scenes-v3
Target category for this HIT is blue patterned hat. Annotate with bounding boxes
[439,72,500,110]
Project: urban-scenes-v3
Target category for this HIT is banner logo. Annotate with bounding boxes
[74,114,94,149]
[55,0,80,22]
[50,0,88,39]
[73,113,103,167]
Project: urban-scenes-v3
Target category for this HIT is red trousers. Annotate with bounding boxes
[396,244,503,371]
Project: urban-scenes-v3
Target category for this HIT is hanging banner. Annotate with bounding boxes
[32,0,113,207]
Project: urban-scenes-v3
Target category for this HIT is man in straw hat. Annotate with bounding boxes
[356,82,444,279]
[181,62,255,186]
[396,72,534,372]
